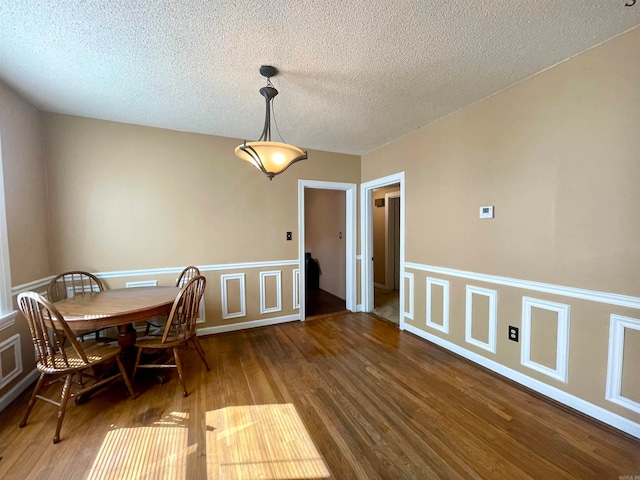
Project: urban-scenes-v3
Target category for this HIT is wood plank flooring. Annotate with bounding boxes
[0,312,638,479]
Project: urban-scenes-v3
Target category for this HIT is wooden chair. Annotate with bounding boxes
[133,275,209,397]
[47,271,109,340]
[144,266,201,335]
[17,291,136,444]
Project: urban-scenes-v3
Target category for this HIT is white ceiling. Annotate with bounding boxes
[1,1,639,155]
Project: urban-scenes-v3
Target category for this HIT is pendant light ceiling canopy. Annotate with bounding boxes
[235,66,308,180]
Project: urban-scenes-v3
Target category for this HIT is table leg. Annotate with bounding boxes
[118,323,138,372]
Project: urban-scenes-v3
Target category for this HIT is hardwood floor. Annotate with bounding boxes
[0,313,637,479]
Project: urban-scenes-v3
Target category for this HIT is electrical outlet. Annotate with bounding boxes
[286,232,292,241]
[508,326,519,342]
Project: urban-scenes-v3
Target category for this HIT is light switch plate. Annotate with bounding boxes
[479,206,494,219]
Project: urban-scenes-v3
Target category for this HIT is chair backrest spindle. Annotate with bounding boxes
[176,266,200,288]
[47,271,104,303]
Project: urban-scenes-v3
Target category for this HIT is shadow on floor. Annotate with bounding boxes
[305,288,346,317]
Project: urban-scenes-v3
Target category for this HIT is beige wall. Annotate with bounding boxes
[0,80,50,398]
[304,188,346,299]
[362,27,640,427]
[42,114,360,328]
[43,114,360,271]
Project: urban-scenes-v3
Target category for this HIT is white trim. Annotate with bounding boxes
[293,269,300,310]
[405,262,640,310]
[11,275,55,296]
[521,297,571,383]
[402,323,640,439]
[465,285,498,354]
[426,277,449,334]
[383,191,400,291]
[260,270,282,314]
[298,180,358,321]
[220,273,246,320]
[356,303,363,312]
[125,280,158,288]
[356,255,362,261]
[361,172,406,330]
[95,259,299,279]
[403,272,414,320]
[606,314,640,414]
[0,368,38,413]
[0,134,13,318]
[197,314,299,336]
[0,310,18,332]
[0,333,23,389]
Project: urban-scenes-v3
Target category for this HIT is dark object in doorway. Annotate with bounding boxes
[305,252,320,289]
[374,198,385,207]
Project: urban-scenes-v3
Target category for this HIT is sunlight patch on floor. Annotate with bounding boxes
[207,404,330,480]
[87,412,189,479]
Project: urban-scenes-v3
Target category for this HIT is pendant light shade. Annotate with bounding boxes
[235,66,307,180]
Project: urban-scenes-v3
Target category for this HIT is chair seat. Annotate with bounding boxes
[37,340,121,374]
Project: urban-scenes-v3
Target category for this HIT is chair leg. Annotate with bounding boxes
[144,322,151,336]
[191,337,210,371]
[53,374,73,444]
[114,355,137,399]
[173,347,187,397]
[132,347,144,382]
[20,372,46,428]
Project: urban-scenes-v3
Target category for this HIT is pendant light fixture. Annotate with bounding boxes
[235,65,308,180]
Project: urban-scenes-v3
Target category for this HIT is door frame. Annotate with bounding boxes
[298,180,357,321]
[361,172,406,329]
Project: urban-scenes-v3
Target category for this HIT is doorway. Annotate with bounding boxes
[372,186,400,323]
[304,188,347,317]
[361,173,406,329]
[298,180,357,321]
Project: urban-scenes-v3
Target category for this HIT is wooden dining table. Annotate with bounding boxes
[52,286,180,346]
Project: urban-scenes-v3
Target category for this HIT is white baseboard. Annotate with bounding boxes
[197,314,300,336]
[403,323,640,439]
[0,368,38,412]
[356,304,364,312]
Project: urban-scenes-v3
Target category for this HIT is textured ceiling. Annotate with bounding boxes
[1,1,639,155]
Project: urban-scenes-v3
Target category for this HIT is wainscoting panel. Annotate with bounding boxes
[403,272,414,320]
[465,285,497,354]
[606,314,640,415]
[293,269,300,310]
[521,297,570,383]
[260,271,282,315]
[426,277,449,334]
[220,273,246,320]
[0,334,22,390]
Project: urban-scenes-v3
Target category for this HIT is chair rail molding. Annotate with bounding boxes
[405,262,640,309]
